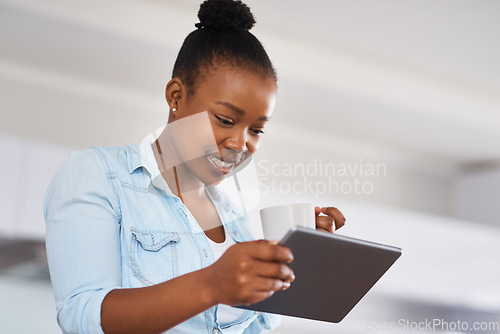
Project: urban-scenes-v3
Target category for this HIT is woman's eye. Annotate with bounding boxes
[215,115,234,126]
[251,129,265,135]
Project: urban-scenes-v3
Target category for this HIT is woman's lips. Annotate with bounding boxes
[207,154,238,174]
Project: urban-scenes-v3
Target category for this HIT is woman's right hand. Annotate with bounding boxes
[204,240,295,306]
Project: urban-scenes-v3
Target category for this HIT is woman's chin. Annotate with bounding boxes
[188,161,227,187]
[196,172,226,187]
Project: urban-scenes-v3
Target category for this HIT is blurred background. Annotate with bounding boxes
[1,0,500,333]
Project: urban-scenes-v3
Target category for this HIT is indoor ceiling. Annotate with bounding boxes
[1,0,499,179]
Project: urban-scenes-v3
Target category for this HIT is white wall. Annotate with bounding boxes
[0,133,72,239]
[453,165,500,226]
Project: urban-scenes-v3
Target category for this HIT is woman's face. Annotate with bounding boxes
[167,66,277,186]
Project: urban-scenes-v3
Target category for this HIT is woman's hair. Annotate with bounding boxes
[172,0,277,96]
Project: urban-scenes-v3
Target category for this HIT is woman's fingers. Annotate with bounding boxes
[254,260,295,283]
[211,241,296,306]
[316,207,346,231]
[244,277,292,305]
[248,240,294,263]
[233,276,285,306]
[316,215,335,233]
[255,276,288,291]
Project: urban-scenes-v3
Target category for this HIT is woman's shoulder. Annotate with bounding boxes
[89,144,138,174]
[59,144,131,168]
[48,143,140,192]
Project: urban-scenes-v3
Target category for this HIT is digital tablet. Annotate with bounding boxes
[237,226,402,323]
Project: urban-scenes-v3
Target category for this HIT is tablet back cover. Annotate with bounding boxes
[237,227,402,323]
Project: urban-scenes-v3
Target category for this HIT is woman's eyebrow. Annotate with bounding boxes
[215,101,245,116]
[215,101,270,121]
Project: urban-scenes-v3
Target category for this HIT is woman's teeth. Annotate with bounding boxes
[208,154,236,170]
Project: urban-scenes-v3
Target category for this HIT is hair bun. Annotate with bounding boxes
[195,0,256,31]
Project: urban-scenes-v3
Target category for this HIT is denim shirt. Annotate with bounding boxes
[44,138,281,334]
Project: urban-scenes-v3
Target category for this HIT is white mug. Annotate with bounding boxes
[260,203,316,240]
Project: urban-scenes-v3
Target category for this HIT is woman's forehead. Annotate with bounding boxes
[195,67,276,100]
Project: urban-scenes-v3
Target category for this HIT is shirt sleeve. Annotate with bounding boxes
[44,148,122,334]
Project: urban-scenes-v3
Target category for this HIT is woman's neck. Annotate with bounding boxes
[151,138,206,202]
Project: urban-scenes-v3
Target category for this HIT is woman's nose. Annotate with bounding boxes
[225,130,248,152]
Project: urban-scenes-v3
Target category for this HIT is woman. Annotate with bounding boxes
[44,1,346,333]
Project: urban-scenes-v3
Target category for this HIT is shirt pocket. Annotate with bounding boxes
[130,228,180,286]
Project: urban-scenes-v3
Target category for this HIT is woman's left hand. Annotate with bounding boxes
[315,207,346,233]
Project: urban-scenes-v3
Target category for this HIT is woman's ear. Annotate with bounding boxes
[165,78,183,119]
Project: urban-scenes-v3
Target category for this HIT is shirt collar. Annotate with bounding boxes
[127,134,245,209]
[127,137,175,196]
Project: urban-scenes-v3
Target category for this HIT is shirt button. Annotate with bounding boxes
[212,328,220,334]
